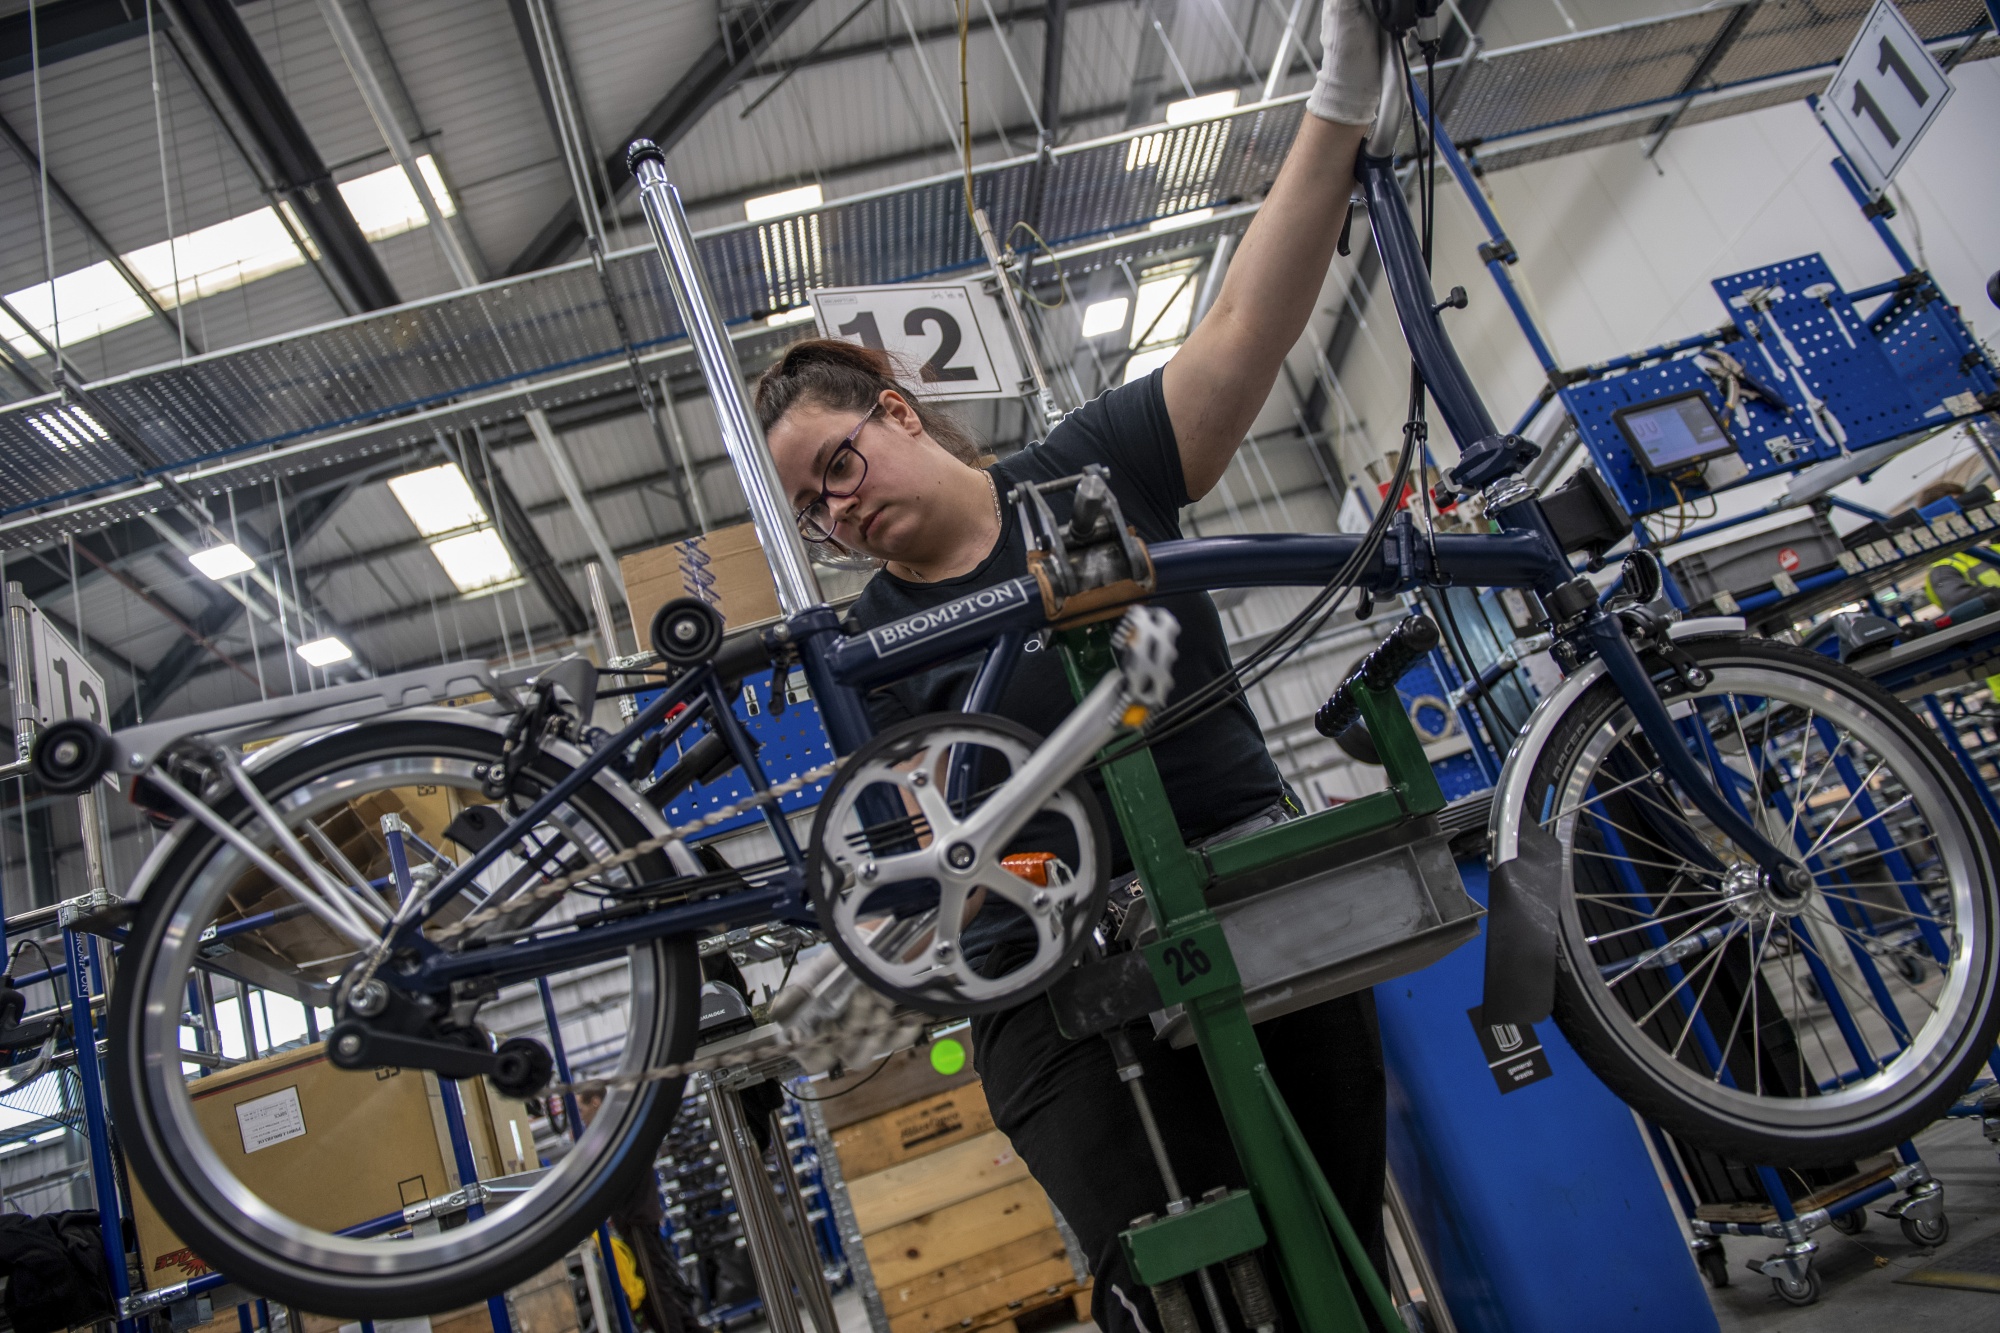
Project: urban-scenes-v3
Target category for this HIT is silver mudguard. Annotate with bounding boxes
[120,707,691,908]
[1485,616,1745,864]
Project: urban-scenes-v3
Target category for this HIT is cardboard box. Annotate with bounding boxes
[129,1042,536,1289]
[620,522,782,642]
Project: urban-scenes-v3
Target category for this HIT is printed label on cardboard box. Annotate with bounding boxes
[235,1085,307,1153]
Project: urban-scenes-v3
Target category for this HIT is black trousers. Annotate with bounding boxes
[971,988,1387,1331]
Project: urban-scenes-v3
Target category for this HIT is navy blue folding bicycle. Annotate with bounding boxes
[32,32,1999,1318]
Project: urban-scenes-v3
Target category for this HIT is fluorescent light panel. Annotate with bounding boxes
[388,463,489,536]
[3,157,456,359]
[189,543,256,580]
[1123,344,1180,385]
[744,183,823,221]
[296,637,353,667]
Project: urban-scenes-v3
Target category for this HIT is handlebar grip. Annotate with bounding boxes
[1313,615,1441,740]
[713,629,773,686]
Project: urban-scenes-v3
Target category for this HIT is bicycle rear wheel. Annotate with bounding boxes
[1518,636,2000,1166]
[109,711,699,1315]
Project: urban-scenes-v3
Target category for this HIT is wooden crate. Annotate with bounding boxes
[827,1040,1090,1333]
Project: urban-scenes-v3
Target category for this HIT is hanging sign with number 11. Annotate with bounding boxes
[808,282,1025,402]
[1817,0,1955,197]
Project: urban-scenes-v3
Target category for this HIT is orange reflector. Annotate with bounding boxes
[1001,852,1057,886]
[1121,703,1150,728]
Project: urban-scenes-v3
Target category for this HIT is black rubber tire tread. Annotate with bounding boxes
[108,717,700,1316]
[806,711,1110,1017]
[1532,636,2000,1168]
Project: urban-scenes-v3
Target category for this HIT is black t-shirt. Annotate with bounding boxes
[850,369,1284,871]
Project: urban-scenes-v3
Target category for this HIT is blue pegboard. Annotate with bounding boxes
[638,667,835,840]
[1561,349,1830,517]
[1871,280,2000,417]
[1712,255,1926,450]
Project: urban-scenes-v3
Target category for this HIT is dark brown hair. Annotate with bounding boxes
[754,338,982,466]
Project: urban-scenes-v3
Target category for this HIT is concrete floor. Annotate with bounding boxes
[1706,1114,2000,1331]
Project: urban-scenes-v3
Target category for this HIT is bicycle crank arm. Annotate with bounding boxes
[958,607,1180,854]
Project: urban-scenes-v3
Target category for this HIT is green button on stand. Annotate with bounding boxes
[929,1036,967,1076]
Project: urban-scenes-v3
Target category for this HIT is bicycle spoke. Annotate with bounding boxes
[1804,760,1890,855]
[1638,920,1742,1034]
[1607,904,1739,988]
[1712,918,1778,1083]
[1810,795,1916,860]
[1574,846,1721,877]
[1541,765,1669,830]
[1585,898,1740,945]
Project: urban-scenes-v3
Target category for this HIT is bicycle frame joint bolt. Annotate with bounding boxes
[350,979,389,1017]
[1777,865,1815,900]
[335,1033,363,1059]
[1032,891,1049,911]
[858,861,878,882]
[946,843,975,870]
[907,769,928,787]
[934,940,954,960]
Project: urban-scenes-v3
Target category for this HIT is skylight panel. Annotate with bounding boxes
[1166,91,1239,124]
[340,155,459,242]
[1132,266,1196,348]
[1080,297,1130,338]
[388,463,489,536]
[745,184,823,222]
[428,528,521,594]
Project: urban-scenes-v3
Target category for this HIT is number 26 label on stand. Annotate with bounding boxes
[809,283,1024,401]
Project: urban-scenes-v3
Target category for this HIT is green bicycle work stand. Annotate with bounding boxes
[1056,624,1432,1333]
[1121,1188,1267,1285]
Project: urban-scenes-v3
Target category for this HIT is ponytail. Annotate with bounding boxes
[753,338,982,467]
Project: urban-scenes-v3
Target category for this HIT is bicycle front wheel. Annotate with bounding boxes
[1518,636,2000,1166]
[109,711,700,1315]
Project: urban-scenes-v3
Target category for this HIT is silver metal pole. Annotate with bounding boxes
[585,563,621,661]
[6,586,34,765]
[973,207,1065,427]
[708,1083,806,1333]
[628,142,822,617]
[1190,233,1235,331]
[768,1108,842,1333]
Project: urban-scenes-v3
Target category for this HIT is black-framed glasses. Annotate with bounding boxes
[795,405,877,543]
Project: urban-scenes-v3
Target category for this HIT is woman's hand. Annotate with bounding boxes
[1309,0,1387,126]
[1162,0,1380,501]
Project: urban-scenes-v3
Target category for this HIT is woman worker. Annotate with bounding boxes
[762,2,1390,1323]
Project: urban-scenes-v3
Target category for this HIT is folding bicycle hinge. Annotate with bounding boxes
[1010,466,1156,627]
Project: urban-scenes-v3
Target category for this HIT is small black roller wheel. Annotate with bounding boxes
[1891,952,1929,986]
[1830,1209,1868,1235]
[1900,1212,1948,1248]
[1696,1245,1729,1289]
[1771,1268,1821,1306]
[652,597,724,667]
[32,718,112,795]
[490,1036,555,1099]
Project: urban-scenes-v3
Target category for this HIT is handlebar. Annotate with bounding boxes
[1314,614,1441,740]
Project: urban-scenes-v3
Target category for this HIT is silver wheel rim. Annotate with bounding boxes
[1550,664,1989,1135]
[126,731,680,1284]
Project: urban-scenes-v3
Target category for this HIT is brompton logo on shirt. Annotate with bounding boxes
[865,579,1032,657]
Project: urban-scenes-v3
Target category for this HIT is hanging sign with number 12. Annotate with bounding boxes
[1817,0,1954,197]
[808,282,1025,402]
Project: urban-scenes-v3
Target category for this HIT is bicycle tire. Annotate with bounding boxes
[1517,637,2000,1166]
[109,712,700,1315]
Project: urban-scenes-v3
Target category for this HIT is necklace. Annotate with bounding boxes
[987,469,1004,528]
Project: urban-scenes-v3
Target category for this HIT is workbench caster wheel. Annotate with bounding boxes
[1892,953,1929,986]
[1830,1210,1868,1235]
[1697,1246,1729,1288]
[1900,1212,1949,1248]
[1771,1269,1821,1307]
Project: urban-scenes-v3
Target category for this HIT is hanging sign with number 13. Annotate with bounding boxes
[808,282,1025,402]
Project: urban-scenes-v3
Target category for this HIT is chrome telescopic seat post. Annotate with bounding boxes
[627,140,825,618]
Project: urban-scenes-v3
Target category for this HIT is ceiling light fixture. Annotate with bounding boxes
[188,543,256,580]
[296,637,354,668]
[1166,90,1239,124]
